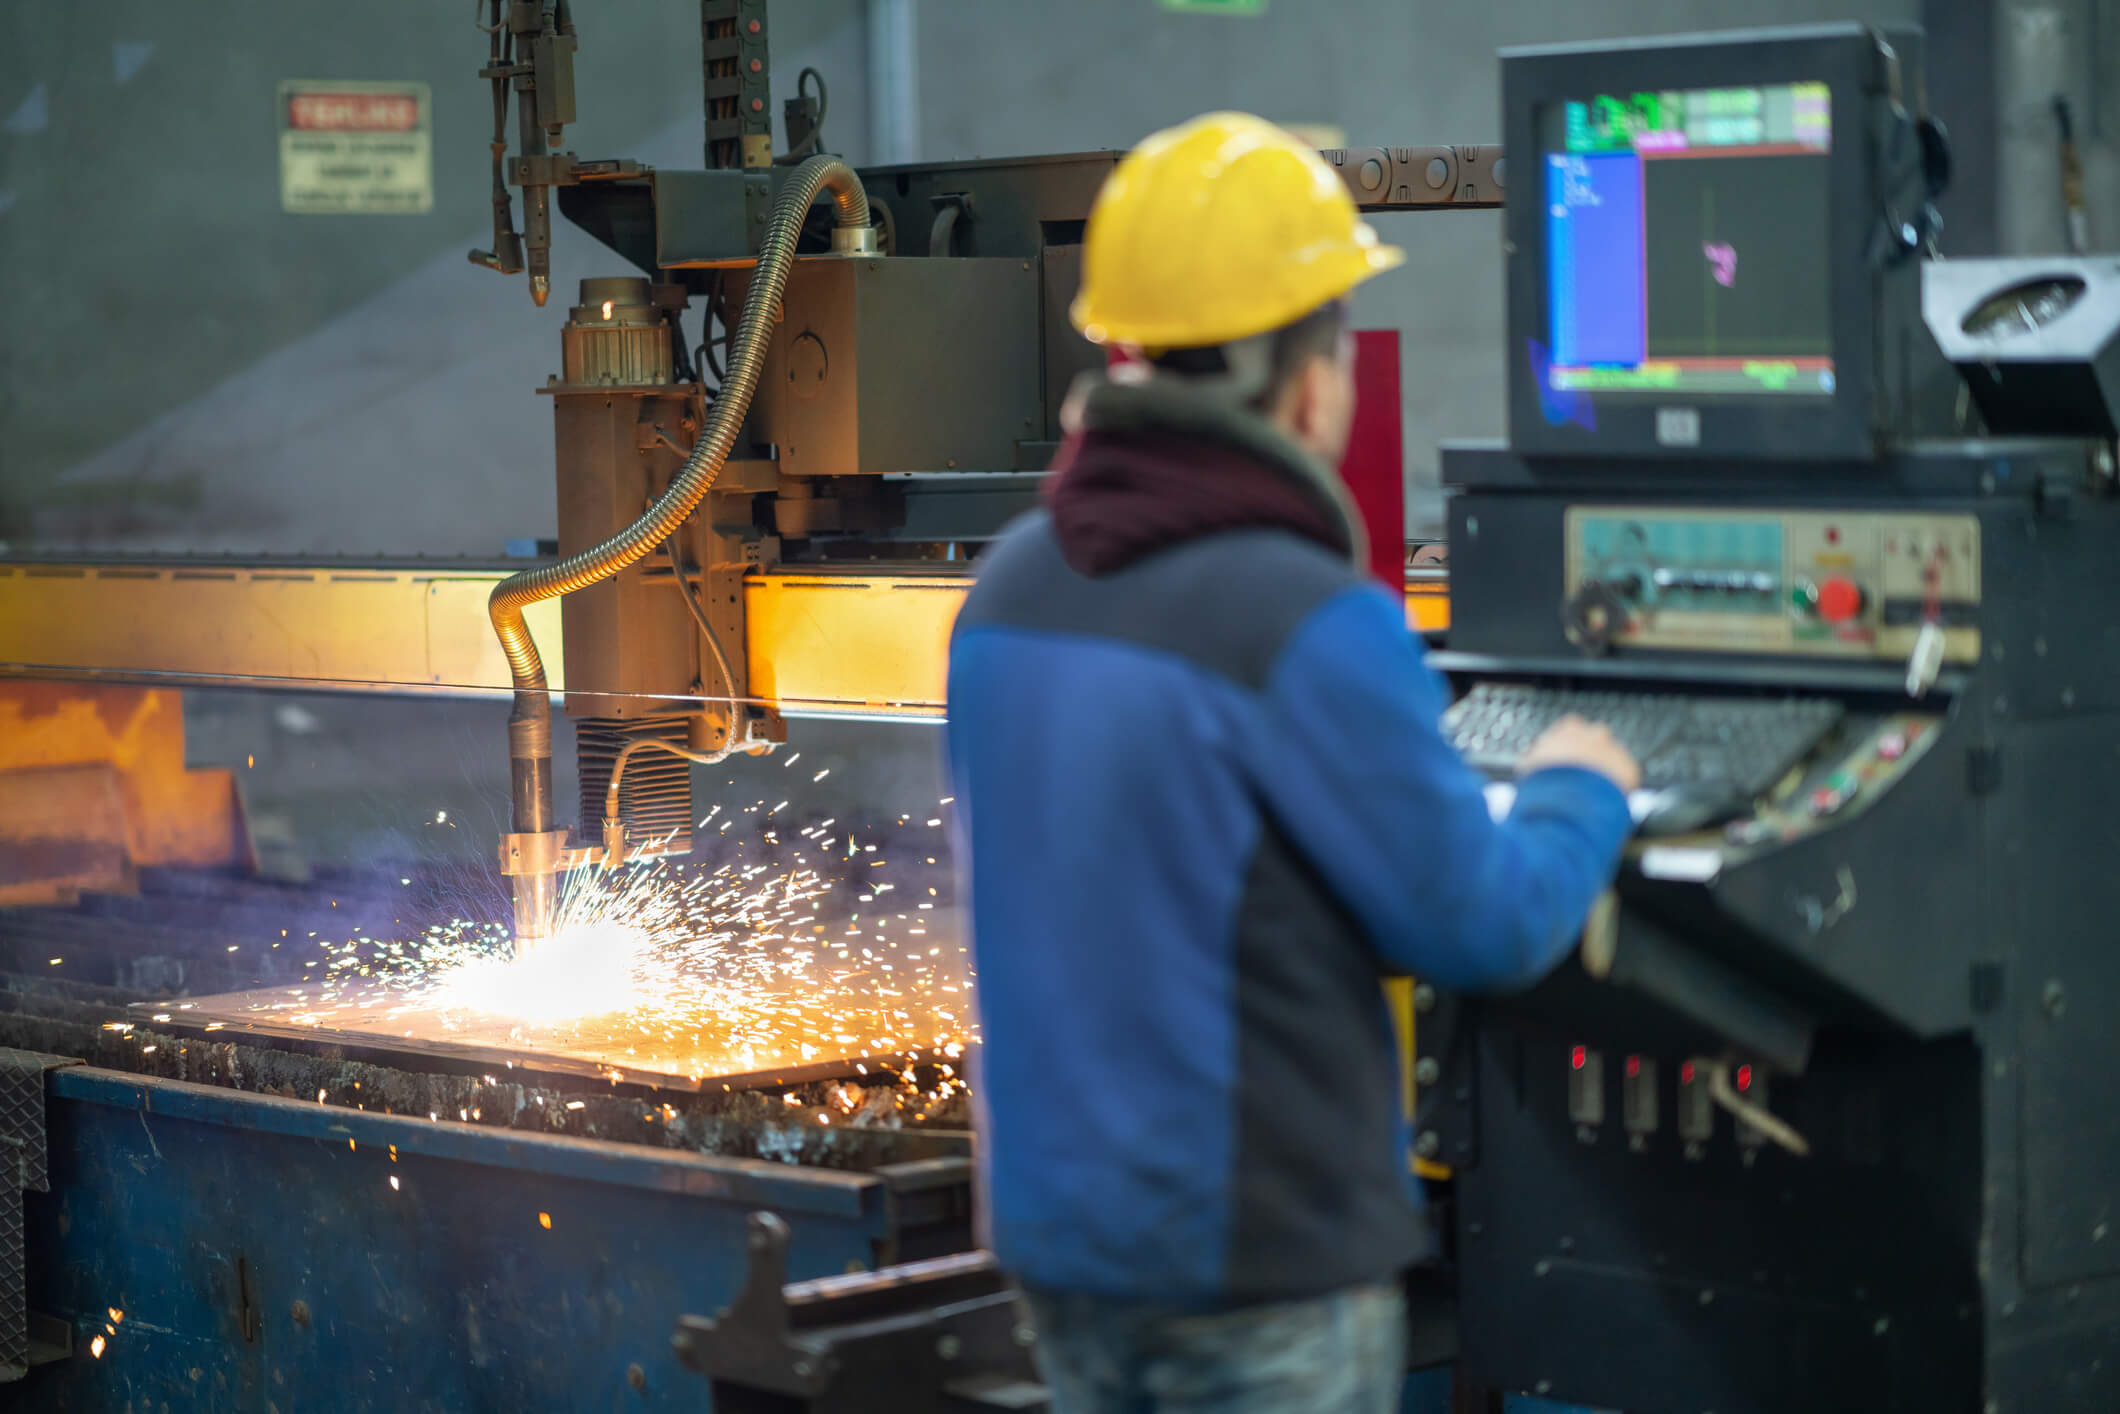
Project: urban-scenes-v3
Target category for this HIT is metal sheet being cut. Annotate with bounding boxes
[139,906,972,1093]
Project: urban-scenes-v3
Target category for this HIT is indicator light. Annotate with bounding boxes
[1736,1064,1753,1092]
[1625,1055,1642,1078]
[1571,1045,1588,1071]
[1681,1060,1696,1084]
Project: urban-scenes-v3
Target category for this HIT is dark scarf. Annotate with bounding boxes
[1040,374,1366,578]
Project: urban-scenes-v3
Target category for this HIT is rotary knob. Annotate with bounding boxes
[1563,581,1631,656]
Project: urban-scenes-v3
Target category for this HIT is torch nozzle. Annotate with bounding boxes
[510,869,559,957]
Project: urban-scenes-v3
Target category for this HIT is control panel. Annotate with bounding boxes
[1566,508,1980,662]
[1569,1047,1786,1163]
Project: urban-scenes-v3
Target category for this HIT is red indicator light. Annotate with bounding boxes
[1680,1061,1696,1085]
[1571,1045,1587,1071]
[1825,526,1840,545]
[1736,1065,1753,1092]
[1625,1055,1642,1079]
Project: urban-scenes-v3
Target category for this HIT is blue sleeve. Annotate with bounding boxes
[1252,585,1635,992]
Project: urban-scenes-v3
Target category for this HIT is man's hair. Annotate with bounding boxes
[1146,300,1349,409]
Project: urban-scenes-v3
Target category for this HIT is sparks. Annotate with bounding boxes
[206,798,978,1099]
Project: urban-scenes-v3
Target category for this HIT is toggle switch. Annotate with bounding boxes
[1734,1067,1771,1155]
[1622,1055,1658,1149]
[1677,1058,1712,1156]
[1568,1045,1605,1133]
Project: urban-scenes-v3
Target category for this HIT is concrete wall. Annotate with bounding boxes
[0,1,865,553]
[1996,0,2120,256]
[12,0,2075,556]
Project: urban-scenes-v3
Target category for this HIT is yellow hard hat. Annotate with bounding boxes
[1071,112,1404,350]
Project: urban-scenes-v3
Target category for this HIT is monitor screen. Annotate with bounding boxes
[1541,83,1835,401]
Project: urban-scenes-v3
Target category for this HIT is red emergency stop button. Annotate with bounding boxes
[1815,576,1865,623]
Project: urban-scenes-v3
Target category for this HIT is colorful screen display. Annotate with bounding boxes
[1543,82,1835,399]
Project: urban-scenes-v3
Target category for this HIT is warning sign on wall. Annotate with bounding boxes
[277,80,432,214]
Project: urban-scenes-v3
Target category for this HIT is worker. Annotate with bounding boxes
[944,114,1640,1413]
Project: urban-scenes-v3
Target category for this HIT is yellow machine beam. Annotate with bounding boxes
[0,561,566,695]
[0,559,1449,711]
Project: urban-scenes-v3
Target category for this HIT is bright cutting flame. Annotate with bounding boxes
[430,919,653,1023]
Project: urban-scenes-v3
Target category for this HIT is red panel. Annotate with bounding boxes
[1338,330,1405,588]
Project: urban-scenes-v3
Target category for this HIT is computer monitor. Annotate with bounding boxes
[1545,82,1835,399]
[1503,25,1929,462]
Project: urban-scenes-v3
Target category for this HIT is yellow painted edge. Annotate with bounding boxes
[0,562,1451,703]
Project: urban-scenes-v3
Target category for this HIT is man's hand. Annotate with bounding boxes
[1516,715,1641,793]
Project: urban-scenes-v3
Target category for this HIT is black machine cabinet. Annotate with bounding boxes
[1436,440,2120,1412]
[1444,21,2120,1405]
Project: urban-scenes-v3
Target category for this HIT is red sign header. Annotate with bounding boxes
[287,92,420,132]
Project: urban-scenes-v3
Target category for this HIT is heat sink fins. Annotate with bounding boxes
[575,716,695,859]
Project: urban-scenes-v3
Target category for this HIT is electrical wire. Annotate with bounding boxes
[702,277,732,384]
[635,442,742,746]
[1704,1060,1810,1157]
[604,731,734,824]
[665,535,743,748]
[775,67,830,162]
[668,302,697,386]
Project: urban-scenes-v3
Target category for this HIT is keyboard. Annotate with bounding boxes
[1442,683,1844,801]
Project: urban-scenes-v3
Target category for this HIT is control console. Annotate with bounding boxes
[1445,22,2120,1413]
[1565,507,1981,662]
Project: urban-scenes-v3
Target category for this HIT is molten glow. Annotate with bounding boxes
[431,920,654,1023]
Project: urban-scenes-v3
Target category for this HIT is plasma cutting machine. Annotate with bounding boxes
[454,0,1498,950]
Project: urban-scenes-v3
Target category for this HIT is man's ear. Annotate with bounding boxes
[1289,353,1339,444]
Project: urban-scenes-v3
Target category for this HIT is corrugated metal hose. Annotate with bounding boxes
[488,154,872,703]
